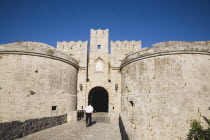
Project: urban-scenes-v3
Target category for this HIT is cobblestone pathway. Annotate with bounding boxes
[18,121,121,140]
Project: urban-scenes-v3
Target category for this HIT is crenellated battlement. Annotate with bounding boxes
[110,40,141,68]
[57,41,88,55]
[111,40,141,49]
[90,29,109,35]
[57,41,88,67]
[57,41,88,51]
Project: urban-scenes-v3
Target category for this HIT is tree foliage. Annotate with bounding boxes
[187,116,210,140]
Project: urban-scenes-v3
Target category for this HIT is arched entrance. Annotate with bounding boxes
[88,87,109,112]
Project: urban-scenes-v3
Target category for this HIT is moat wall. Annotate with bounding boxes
[120,41,210,140]
[0,114,67,140]
[0,42,78,123]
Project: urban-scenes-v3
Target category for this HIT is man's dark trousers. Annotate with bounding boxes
[86,113,92,126]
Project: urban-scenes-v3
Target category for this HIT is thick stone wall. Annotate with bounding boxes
[57,41,88,110]
[0,114,67,140]
[120,41,210,140]
[0,42,78,122]
[119,112,133,140]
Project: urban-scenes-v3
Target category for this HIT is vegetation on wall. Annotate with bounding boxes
[46,49,54,55]
[30,91,36,95]
[187,110,210,140]
[108,62,111,70]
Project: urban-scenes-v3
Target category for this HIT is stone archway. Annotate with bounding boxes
[88,87,109,112]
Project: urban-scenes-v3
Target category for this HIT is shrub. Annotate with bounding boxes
[187,116,210,140]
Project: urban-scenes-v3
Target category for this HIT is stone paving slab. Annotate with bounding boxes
[17,122,121,140]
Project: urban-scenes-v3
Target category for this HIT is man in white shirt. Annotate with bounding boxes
[85,104,94,127]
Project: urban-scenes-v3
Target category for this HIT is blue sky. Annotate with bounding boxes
[0,0,209,48]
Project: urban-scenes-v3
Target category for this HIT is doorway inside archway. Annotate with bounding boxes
[88,87,109,112]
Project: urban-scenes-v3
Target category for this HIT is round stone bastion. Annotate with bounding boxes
[120,41,210,140]
[0,42,78,122]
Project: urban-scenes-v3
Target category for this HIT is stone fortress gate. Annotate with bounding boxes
[0,29,210,140]
[57,29,141,115]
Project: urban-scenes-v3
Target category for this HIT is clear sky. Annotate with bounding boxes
[0,0,209,48]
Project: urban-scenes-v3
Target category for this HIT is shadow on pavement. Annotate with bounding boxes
[91,121,97,126]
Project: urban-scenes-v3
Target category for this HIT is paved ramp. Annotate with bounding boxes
[18,113,121,140]
[81,112,111,123]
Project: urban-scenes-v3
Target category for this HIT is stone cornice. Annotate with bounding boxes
[0,42,79,69]
[120,42,210,71]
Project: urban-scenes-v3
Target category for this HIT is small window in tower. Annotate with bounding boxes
[97,45,101,49]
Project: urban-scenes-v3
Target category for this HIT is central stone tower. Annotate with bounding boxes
[87,29,111,112]
[88,29,109,89]
[57,29,141,116]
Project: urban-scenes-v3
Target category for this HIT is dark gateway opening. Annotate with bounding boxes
[88,87,109,112]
